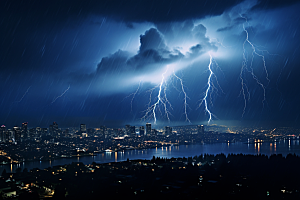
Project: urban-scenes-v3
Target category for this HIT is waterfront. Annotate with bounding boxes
[1,139,300,173]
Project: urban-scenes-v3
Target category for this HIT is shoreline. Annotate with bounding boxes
[0,140,290,166]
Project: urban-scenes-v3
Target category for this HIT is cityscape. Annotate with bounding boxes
[0,122,300,199]
[1,0,300,199]
[1,121,300,164]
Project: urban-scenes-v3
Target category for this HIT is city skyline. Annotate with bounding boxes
[1,0,300,128]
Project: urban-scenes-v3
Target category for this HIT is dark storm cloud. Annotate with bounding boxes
[127,28,184,69]
[251,0,300,11]
[97,28,183,73]
[2,0,300,128]
[96,0,245,23]
[188,43,217,58]
[0,0,244,25]
[0,0,239,74]
[193,24,210,42]
[127,48,184,70]
[139,28,166,53]
[189,44,204,55]
[98,22,217,74]
[97,24,216,73]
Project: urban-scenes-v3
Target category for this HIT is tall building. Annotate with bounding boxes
[36,127,42,138]
[49,122,59,137]
[125,125,131,135]
[29,128,36,138]
[7,129,13,141]
[80,124,87,137]
[197,125,204,135]
[41,128,48,136]
[0,125,6,142]
[13,126,21,143]
[139,126,145,136]
[87,128,95,136]
[146,123,151,136]
[22,122,28,138]
[64,128,69,137]
[49,125,53,136]
[130,126,136,137]
[100,126,108,138]
[53,122,58,136]
[125,125,136,137]
[164,126,172,135]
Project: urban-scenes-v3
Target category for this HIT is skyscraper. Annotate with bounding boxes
[49,122,59,137]
[125,125,136,137]
[139,126,145,136]
[36,127,42,138]
[197,125,204,135]
[0,125,6,142]
[87,128,95,136]
[130,126,136,137]
[41,128,48,136]
[22,122,28,138]
[64,128,69,137]
[80,124,87,137]
[100,126,107,138]
[13,126,21,143]
[164,126,172,135]
[53,122,58,136]
[125,125,131,135]
[146,123,151,136]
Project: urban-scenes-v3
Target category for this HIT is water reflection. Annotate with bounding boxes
[105,152,111,159]
[2,141,300,173]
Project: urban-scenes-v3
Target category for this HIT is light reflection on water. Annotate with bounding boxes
[1,141,300,173]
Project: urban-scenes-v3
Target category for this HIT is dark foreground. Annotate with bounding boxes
[1,153,300,199]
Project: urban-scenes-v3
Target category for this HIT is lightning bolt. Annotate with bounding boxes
[198,54,214,124]
[51,85,70,104]
[198,54,223,124]
[141,67,171,124]
[173,72,191,123]
[140,65,193,124]
[240,15,270,116]
[123,81,141,112]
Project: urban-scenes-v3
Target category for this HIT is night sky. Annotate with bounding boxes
[1,0,300,128]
